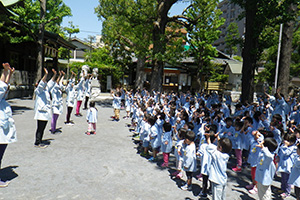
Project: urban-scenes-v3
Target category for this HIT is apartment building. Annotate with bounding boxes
[214,0,245,56]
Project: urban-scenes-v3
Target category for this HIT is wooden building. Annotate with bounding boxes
[0,0,76,98]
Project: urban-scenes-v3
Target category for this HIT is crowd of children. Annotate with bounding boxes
[1,61,300,199]
[119,88,300,200]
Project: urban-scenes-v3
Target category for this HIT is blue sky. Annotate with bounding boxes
[62,1,190,40]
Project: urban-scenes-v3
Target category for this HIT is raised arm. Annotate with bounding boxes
[71,71,76,80]
[51,69,57,82]
[1,63,10,83]
[41,68,48,83]
[6,65,15,84]
[60,71,65,84]
[56,70,62,84]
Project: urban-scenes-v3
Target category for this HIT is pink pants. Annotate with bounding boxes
[163,153,169,165]
[88,123,96,132]
[76,101,82,115]
[235,149,242,167]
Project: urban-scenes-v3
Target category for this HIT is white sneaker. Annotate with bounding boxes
[181,184,192,191]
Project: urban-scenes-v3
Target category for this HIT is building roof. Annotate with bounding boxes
[71,37,97,49]
[0,0,20,7]
[45,31,76,50]
[224,60,258,75]
[225,60,242,74]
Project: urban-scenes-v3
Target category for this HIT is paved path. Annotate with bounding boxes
[0,98,297,200]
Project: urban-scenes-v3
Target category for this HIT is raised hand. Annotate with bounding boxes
[2,63,10,71]
[256,141,264,149]
[9,67,15,74]
[52,68,57,74]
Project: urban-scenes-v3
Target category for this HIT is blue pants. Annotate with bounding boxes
[281,172,291,194]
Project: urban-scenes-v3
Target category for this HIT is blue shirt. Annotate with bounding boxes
[255,147,276,186]
[112,95,121,109]
[198,143,212,176]
[288,156,300,187]
[183,142,197,172]
[207,144,229,185]
[277,144,298,173]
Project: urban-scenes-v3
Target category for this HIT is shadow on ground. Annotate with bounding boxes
[11,105,32,115]
[0,166,18,181]
[96,100,112,108]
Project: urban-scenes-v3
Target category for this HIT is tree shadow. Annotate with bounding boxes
[11,105,32,115]
[166,168,201,197]
[0,166,18,181]
[231,188,256,200]
[96,100,112,108]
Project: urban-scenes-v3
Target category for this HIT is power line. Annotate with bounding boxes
[79,30,101,34]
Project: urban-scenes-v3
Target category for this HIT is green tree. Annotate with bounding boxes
[258,22,300,90]
[11,0,71,41]
[96,0,187,90]
[63,21,80,40]
[231,0,283,103]
[11,0,71,82]
[96,0,154,89]
[97,0,228,92]
[82,47,124,89]
[225,22,240,57]
[277,1,299,97]
[182,0,224,90]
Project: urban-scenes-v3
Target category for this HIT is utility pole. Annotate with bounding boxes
[274,24,283,91]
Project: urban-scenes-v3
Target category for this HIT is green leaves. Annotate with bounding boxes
[10,0,72,42]
[225,22,240,56]
[185,0,224,66]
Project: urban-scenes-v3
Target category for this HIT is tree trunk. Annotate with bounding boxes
[196,69,202,91]
[241,1,260,104]
[196,59,204,91]
[135,56,146,89]
[34,0,46,84]
[150,0,177,92]
[278,3,297,98]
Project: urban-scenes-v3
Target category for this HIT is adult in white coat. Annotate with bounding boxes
[83,74,91,110]
[34,68,56,148]
[50,71,65,133]
[75,71,85,116]
[0,63,17,187]
[65,71,76,125]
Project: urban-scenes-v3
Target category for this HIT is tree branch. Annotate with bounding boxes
[182,4,193,15]
[45,16,59,24]
[120,35,136,48]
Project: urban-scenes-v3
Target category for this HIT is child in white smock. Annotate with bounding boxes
[86,101,98,135]
[161,122,173,167]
